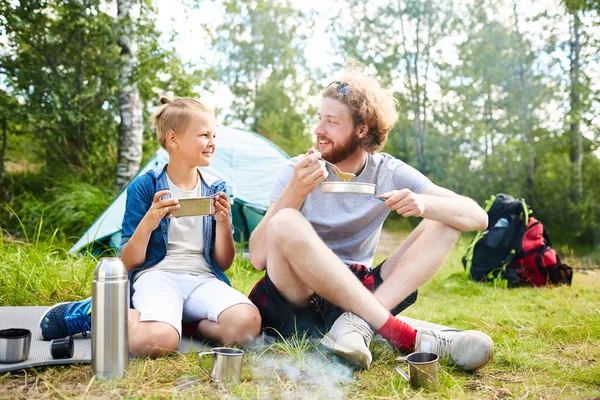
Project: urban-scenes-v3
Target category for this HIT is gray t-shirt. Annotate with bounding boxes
[270,152,431,267]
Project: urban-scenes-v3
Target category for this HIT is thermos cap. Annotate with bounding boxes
[50,336,74,359]
[93,257,128,280]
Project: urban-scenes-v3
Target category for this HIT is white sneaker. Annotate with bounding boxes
[319,312,373,369]
[415,329,494,372]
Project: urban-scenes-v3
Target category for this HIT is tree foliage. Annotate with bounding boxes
[214,0,314,156]
[0,1,205,183]
[330,0,599,244]
[0,0,121,182]
[0,0,598,246]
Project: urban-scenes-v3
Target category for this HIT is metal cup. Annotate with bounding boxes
[0,328,31,363]
[395,352,439,391]
[199,347,243,385]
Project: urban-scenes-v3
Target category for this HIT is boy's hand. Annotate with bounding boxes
[378,189,425,217]
[214,192,231,223]
[143,190,179,231]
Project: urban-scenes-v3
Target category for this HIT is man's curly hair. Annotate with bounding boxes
[322,61,399,153]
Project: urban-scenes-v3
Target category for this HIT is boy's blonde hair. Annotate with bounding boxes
[150,96,213,149]
[322,61,399,153]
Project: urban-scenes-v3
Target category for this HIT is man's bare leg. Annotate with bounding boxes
[266,208,389,329]
[375,219,461,310]
[266,208,429,368]
[370,219,494,371]
[266,209,493,371]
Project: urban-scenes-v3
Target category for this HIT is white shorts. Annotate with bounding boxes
[131,270,255,339]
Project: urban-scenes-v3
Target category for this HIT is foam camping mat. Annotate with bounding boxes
[0,306,211,374]
[0,307,454,374]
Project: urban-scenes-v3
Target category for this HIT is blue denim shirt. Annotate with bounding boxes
[119,164,233,290]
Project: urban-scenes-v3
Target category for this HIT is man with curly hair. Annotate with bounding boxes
[248,65,494,371]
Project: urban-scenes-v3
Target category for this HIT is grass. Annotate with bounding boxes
[1,226,599,399]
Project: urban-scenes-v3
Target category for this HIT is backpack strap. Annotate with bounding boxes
[462,194,497,275]
[519,197,531,226]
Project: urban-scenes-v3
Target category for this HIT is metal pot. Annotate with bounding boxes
[0,328,31,363]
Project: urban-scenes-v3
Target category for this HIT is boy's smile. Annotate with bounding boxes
[174,111,217,167]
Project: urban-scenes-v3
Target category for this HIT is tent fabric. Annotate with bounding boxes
[69,126,289,255]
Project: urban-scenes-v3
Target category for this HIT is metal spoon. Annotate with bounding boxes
[319,158,356,181]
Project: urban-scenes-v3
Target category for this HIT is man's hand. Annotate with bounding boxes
[143,190,179,230]
[288,149,328,197]
[213,192,231,223]
[378,189,425,217]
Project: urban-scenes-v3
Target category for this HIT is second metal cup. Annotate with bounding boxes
[199,347,243,385]
[395,351,440,391]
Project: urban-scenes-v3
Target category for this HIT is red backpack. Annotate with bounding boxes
[503,217,573,287]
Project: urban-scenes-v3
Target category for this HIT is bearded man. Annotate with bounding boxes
[248,66,494,371]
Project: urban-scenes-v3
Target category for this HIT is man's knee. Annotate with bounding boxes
[268,208,306,243]
[422,220,461,244]
[439,222,461,243]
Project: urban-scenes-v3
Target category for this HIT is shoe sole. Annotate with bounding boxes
[320,333,372,369]
[38,301,71,341]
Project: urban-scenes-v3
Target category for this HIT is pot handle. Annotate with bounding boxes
[198,351,215,379]
[395,356,409,382]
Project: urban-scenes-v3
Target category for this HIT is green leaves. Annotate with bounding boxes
[214,0,314,155]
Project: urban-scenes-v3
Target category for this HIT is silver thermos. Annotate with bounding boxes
[91,257,129,378]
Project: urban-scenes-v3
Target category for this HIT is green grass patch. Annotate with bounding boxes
[1,172,116,244]
[0,228,96,307]
[0,230,599,399]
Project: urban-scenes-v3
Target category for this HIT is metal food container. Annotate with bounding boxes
[321,182,377,195]
[169,196,216,218]
[0,328,31,363]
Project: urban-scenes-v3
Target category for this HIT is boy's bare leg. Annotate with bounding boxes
[266,208,389,329]
[128,309,179,357]
[195,304,261,347]
[375,219,461,310]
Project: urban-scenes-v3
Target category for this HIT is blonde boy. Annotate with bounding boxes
[41,97,260,356]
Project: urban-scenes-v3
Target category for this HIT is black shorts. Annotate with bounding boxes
[248,260,418,338]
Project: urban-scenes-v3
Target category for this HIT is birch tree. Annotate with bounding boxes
[115,0,144,190]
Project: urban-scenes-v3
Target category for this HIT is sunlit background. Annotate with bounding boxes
[0,0,599,246]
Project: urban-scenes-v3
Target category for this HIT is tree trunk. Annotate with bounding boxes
[0,116,9,203]
[115,0,143,190]
[569,10,583,202]
[513,1,535,203]
[484,78,493,164]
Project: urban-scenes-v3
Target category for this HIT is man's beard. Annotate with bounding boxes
[317,131,361,164]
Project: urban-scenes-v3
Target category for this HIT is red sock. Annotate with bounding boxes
[376,314,417,353]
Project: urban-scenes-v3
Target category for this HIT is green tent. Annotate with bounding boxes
[69,126,289,255]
